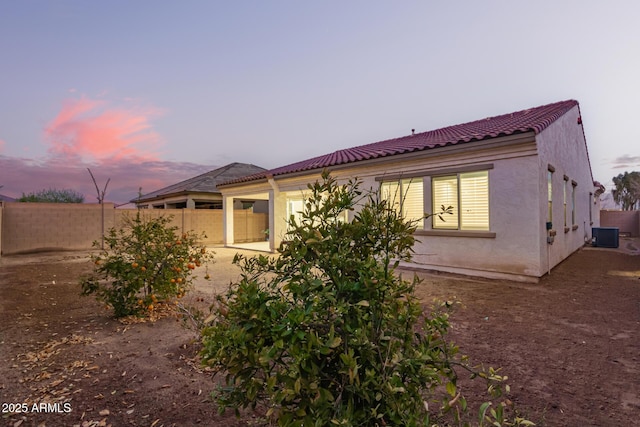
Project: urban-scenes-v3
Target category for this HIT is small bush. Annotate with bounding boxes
[81,212,214,318]
[200,172,531,426]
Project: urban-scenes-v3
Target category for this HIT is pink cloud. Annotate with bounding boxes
[0,138,5,152]
[0,155,214,205]
[0,95,217,205]
[45,97,165,162]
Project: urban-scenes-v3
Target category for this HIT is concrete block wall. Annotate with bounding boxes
[112,209,225,245]
[1,202,111,254]
[600,210,640,237]
[233,210,268,243]
[0,203,267,255]
[189,210,224,244]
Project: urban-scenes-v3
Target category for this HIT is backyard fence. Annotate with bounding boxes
[0,202,267,256]
[600,210,640,237]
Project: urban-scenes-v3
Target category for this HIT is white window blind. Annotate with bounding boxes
[432,176,459,229]
[564,179,568,227]
[459,171,489,230]
[381,181,401,212]
[381,179,424,225]
[547,170,553,223]
[571,183,577,226]
[402,179,424,223]
[287,197,305,226]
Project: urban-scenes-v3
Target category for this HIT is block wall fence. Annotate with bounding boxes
[600,210,640,237]
[0,202,268,256]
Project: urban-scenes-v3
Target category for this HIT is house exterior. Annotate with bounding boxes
[218,100,602,282]
[132,162,267,210]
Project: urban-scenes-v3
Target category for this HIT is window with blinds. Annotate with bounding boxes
[432,176,459,229]
[381,181,401,213]
[459,171,489,230]
[287,197,305,226]
[547,170,553,224]
[571,181,577,226]
[381,179,424,225]
[432,171,489,230]
[563,177,568,228]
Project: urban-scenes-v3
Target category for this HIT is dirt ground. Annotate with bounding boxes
[1,239,639,427]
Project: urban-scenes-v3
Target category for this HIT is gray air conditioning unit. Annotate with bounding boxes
[591,227,619,248]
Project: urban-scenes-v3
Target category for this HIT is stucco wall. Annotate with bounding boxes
[409,154,542,279]
[0,203,267,255]
[535,105,599,273]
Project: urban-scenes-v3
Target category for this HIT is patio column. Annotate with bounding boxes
[267,175,287,252]
[223,195,234,246]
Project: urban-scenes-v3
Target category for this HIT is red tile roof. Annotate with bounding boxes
[223,100,578,186]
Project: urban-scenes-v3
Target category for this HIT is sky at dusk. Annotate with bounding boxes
[1,1,639,205]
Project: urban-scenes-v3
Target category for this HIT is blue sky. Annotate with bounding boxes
[1,1,639,204]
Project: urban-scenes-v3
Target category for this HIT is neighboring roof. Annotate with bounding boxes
[133,162,266,203]
[0,193,16,202]
[222,100,579,186]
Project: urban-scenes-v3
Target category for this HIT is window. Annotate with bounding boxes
[287,193,348,228]
[571,181,577,227]
[432,171,489,231]
[563,176,568,229]
[287,197,306,226]
[547,168,553,226]
[381,178,424,223]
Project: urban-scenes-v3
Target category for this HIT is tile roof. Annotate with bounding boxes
[221,100,579,186]
[0,193,16,202]
[133,162,266,203]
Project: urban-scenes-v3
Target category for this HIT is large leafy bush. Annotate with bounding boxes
[201,172,531,426]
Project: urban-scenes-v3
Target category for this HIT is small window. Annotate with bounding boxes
[589,192,593,225]
[571,181,577,227]
[432,176,459,229]
[381,178,424,224]
[287,197,306,226]
[547,169,553,225]
[563,176,568,228]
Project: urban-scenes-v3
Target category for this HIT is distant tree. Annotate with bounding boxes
[18,188,85,203]
[612,171,640,210]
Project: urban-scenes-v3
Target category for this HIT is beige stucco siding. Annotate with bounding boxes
[536,105,597,273]
[259,140,543,281]
[405,154,541,280]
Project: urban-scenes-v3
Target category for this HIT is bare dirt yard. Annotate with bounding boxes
[1,240,639,427]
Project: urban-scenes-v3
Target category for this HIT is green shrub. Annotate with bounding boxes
[81,212,214,318]
[19,188,84,203]
[201,172,532,426]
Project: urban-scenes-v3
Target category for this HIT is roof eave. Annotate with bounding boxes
[132,189,222,204]
[217,176,269,190]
